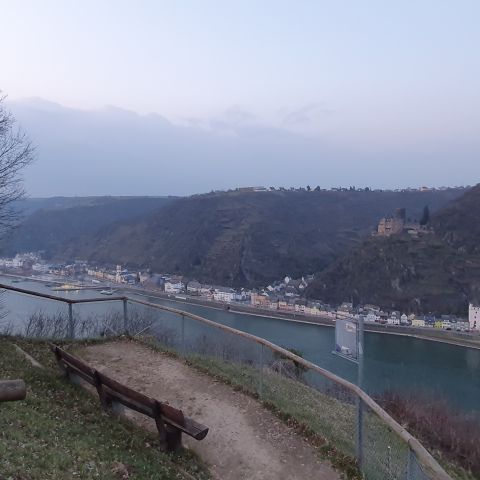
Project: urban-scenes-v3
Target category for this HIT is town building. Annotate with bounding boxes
[412,318,426,327]
[213,287,236,303]
[187,281,202,294]
[469,303,480,331]
[164,279,185,294]
[251,292,270,307]
[365,312,378,323]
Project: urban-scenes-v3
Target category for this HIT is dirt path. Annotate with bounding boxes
[76,341,339,480]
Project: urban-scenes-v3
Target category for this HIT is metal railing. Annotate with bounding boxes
[0,283,451,480]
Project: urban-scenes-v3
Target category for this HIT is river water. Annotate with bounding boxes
[1,277,479,414]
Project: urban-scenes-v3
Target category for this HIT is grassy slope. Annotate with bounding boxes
[0,338,209,480]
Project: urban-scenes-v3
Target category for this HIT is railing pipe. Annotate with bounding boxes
[356,315,365,468]
[123,298,128,334]
[0,282,125,304]
[68,303,74,339]
[181,314,185,355]
[259,343,264,398]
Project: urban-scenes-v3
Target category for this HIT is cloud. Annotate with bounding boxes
[280,102,333,126]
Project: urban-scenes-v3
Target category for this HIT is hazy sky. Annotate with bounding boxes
[0,0,479,195]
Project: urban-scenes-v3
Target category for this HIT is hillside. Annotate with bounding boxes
[58,188,464,287]
[0,196,174,257]
[307,185,480,314]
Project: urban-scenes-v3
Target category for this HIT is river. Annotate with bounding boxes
[1,276,479,414]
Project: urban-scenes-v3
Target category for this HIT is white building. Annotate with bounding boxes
[387,315,400,325]
[469,303,480,331]
[442,320,452,330]
[213,287,236,303]
[115,265,122,283]
[365,312,378,323]
[412,318,426,327]
[12,255,24,268]
[187,281,202,294]
[32,263,50,273]
[165,281,184,294]
[400,314,409,325]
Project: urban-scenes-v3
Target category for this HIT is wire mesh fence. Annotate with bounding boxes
[135,300,450,480]
[1,284,451,480]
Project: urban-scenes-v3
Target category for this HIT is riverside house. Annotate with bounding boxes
[469,303,480,330]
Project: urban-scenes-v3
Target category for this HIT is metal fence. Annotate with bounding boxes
[0,283,451,480]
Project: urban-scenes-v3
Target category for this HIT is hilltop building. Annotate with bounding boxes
[377,208,406,236]
[376,208,432,237]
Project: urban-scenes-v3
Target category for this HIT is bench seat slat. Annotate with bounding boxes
[103,387,156,417]
[57,348,96,377]
[96,371,157,410]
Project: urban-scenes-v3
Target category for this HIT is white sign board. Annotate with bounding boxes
[333,318,359,363]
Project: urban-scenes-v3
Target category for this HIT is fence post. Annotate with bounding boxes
[259,343,264,399]
[406,447,415,480]
[68,303,74,339]
[181,314,185,355]
[356,315,365,470]
[123,298,128,335]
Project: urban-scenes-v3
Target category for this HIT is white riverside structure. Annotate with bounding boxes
[469,303,480,330]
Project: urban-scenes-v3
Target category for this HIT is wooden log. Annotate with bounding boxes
[0,379,26,402]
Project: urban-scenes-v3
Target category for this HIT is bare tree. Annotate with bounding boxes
[0,93,35,234]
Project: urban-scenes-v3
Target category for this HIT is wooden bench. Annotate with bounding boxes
[51,345,208,451]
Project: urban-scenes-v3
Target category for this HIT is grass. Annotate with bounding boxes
[0,337,210,480]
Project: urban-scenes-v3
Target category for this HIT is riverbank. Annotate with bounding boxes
[125,288,480,351]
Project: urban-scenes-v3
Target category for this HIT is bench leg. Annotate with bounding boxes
[69,372,83,386]
[155,416,168,452]
[93,372,111,410]
[166,426,182,452]
[55,359,68,378]
[155,421,182,452]
[111,400,125,416]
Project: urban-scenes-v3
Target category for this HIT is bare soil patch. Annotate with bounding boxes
[76,340,340,480]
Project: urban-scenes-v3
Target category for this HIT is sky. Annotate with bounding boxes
[0,0,479,196]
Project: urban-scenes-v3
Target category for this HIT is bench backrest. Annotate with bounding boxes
[51,345,200,437]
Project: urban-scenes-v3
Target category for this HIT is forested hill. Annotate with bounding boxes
[55,188,464,287]
[307,184,480,314]
[0,196,175,257]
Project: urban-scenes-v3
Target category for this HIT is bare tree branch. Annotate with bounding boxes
[0,92,35,236]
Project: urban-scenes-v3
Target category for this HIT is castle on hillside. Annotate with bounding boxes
[375,208,431,237]
[377,208,406,236]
